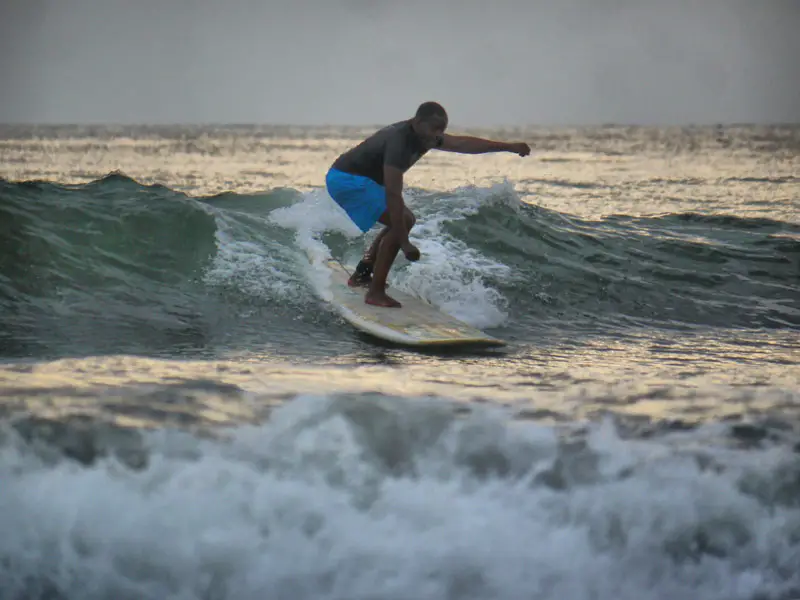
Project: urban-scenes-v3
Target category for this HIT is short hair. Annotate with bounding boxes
[415,101,448,122]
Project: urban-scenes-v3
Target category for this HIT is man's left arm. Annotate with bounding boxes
[437,134,531,157]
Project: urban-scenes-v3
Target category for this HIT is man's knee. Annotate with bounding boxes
[404,210,416,230]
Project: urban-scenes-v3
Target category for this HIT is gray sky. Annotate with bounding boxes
[1,0,799,125]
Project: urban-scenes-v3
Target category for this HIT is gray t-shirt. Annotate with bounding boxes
[332,120,436,186]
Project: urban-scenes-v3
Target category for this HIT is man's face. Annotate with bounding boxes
[415,116,448,149]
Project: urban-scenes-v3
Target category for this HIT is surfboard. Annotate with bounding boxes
[318,258,505,347]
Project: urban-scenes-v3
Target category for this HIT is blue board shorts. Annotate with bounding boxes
[326,168,387,233]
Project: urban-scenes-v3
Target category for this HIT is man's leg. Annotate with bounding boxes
[349,209,415,288]
[365,227,390,263]
[364,208,416,308]
[348,227,389,287]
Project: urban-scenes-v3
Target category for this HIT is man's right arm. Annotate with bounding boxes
[383,165,409,246]
[439,134,530,156]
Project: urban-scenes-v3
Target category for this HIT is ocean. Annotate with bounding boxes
[1,123,799,599]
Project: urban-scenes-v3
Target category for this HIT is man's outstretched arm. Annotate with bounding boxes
[438,134,530,156]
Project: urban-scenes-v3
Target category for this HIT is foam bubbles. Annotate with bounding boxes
[203,189,355,304]
[268,188,361,241]
[202,204,306,303]
[203,228,299,299]
[1,394,799,600]
[269,188,362,303]
[392,182,523,328]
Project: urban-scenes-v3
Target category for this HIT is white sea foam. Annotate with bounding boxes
[393,182,523,328]
[1,394,798,600]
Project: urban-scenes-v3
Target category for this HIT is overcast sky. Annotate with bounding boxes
[1,0,798,126]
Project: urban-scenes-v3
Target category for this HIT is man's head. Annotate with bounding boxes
[411,101,448,149]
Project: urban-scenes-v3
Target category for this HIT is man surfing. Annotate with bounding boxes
[325,101,531,308]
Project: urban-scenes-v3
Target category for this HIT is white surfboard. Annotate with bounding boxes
[318,258,505,347]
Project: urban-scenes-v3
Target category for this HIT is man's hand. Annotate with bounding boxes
[402,241,420,262]
[508,142,531,157]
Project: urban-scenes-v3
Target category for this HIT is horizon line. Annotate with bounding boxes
[1,121,799,129]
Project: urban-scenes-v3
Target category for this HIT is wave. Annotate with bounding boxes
[0,173,797,358]
[1,392,799,600]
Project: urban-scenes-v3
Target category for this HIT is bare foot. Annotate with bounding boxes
[364,290,402,308]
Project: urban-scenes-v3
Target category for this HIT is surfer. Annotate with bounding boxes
[325,101,531,308]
